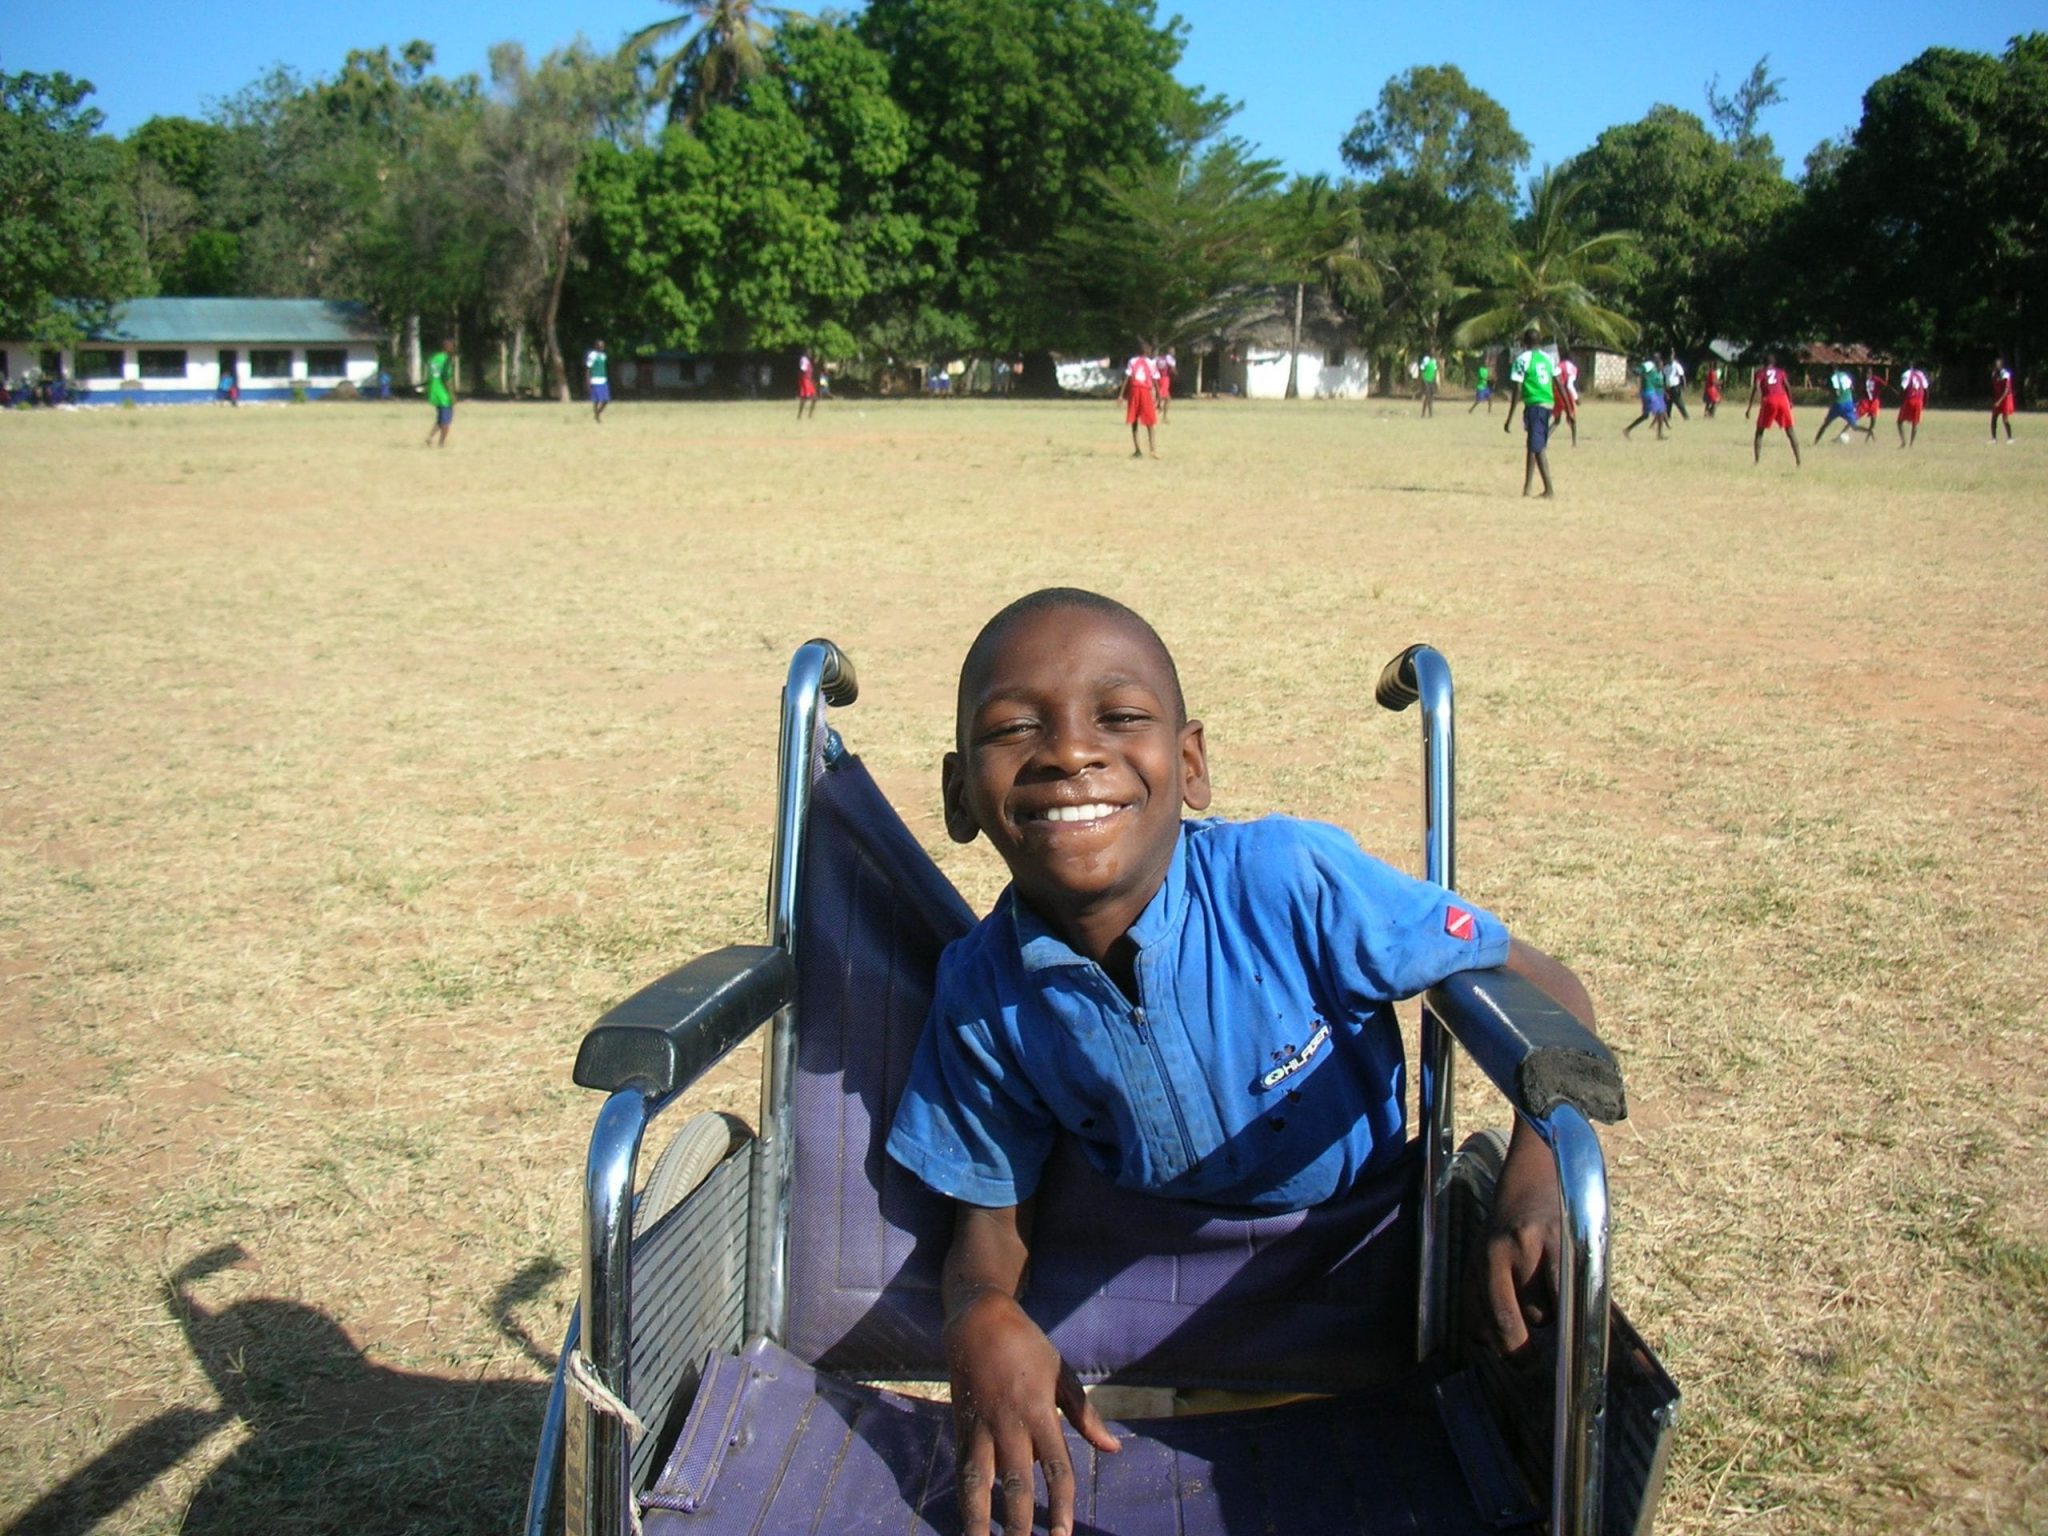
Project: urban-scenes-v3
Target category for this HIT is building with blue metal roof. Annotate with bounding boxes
[2,298,384,405]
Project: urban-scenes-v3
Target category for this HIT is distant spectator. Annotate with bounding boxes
[1990,357,2016,442]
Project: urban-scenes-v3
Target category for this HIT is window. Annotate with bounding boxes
[138,349,189,379]
[76,348,124,380]
[305,348,346,377]
[248,349,292,379]
[1328,347,1347,367]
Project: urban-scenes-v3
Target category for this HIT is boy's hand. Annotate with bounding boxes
[1480,1115,1563,1354]
[945,1289,1119,1536]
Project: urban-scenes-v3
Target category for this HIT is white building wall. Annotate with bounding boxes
[0,341,378,398]
[1227,348,1371,400]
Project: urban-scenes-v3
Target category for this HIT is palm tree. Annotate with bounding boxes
[1451,166,1637,352]
[622,0,806,127]
[1277,175,1380,397]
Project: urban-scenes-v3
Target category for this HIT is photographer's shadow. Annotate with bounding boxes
[6,1244,558,1536]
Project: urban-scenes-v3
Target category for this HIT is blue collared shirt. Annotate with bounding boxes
[885,816,1511,1212]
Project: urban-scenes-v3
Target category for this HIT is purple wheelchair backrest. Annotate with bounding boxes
[785,754,1418,1391]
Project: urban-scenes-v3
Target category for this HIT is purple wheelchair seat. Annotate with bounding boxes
[642,1337,1524,1535]
[782,753,1417,1392]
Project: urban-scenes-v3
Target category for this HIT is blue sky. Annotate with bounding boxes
[6,2,2042,181]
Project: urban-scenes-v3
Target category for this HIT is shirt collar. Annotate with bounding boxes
[1009,822,1192,972]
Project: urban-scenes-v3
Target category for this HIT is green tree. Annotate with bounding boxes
[856,0,1209,357]
[1274,174,1378,396]
[1341,66,1527,352]
[573,20,908,359]
[0,71,142,340]
[1565,105,1793,355]
[481,43,640,399]
[1795,36,2048,374]
[1341,64,1529,207]
[1705,55,1787,162]
[1038,137,1284,355]
[1451,167,1637,350]
[624,0,807,126]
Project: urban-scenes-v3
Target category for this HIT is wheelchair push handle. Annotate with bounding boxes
[804,638,858,707]
[1374,643,1430,711]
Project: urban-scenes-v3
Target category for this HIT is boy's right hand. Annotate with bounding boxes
[944,1289,1120,1536]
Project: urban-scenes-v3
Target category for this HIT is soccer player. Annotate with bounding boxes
[423,337,456,448]
[1468,357,1493,414]
[1557,349,1580,445]
[1624,354,1667,438]
[797,347,819,419]
[1745,354,1802,466]
[1990,358,2016,442]
[1418,351,1437,416]
[1854,367,1884,444]
[1156,349,1175,419]
[1663,352,1690,420]
[1702,364,1722,417]
[1122,346,1160,458]
[1502,325,1559,498]
[586,339,610,422]
[1896,362,1930,448]
[1815,366,1864,445]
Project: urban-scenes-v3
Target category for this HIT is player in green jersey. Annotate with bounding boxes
[1503,326,1559,498]
[424,338,456,448]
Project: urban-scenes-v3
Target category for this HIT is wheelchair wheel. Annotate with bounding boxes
[636,1110,747,1236]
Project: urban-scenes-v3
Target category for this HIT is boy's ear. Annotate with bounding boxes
[1179,720,1211,812]
[940,751,981,845]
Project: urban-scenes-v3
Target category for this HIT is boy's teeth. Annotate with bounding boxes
[1043,803,1116,823]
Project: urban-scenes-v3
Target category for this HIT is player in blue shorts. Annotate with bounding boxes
[888,588,1599,1536]
[1814,366,1866,445]
[586,339,610,422]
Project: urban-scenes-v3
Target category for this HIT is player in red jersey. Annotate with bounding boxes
[1990,358,2016,442]
[1896,363,1930,448]
[1155,349,1175,419]
[1123,347,1160,458]
[1744,354,1803,466]
[1856,368,1885,444]
[797,347,820,419]
[1702,364,1722,417]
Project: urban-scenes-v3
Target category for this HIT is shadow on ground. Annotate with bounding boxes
[5,1245,559,1536]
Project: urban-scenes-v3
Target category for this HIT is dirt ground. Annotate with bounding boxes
[1,394,2043,1534]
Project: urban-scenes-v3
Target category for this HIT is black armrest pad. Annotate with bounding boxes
[1423,968,1627,1124]
[573,945,795,1096]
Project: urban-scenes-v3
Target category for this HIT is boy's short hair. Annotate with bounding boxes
[957,589,1186,746]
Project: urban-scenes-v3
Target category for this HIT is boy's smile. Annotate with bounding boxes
[944,605,1208,964]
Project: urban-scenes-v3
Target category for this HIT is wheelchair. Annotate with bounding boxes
[526,640,1679,1535]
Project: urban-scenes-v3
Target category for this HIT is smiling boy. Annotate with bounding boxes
[887,589,1597,1536]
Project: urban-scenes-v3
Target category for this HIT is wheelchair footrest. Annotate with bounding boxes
[643,1338,1522,1534]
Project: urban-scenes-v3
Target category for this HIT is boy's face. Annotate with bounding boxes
[944,606,1209,945]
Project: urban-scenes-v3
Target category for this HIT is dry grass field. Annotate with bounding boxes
[2,392,2043,1535]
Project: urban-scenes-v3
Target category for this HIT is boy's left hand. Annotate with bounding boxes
[1479,1114,1563,1355]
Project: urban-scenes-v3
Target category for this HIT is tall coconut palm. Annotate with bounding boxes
[623,0,806,127]
[1276,175,1380,398]
[1452,166,1637,351]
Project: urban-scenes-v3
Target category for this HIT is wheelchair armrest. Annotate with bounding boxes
[1423,968,1627,1125]
[573,945,795,1096]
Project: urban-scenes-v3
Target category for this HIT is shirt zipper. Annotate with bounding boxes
[1125,995,1199,1176]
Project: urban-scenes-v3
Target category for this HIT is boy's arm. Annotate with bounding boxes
[943,1201,1118,1536]
[1475,938,1597,1355]
[1500,376,1521,432]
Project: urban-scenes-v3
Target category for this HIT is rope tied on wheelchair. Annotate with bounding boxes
[564,1347,650,1536]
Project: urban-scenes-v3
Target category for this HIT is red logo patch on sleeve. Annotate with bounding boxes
[1444,905,1475,940]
